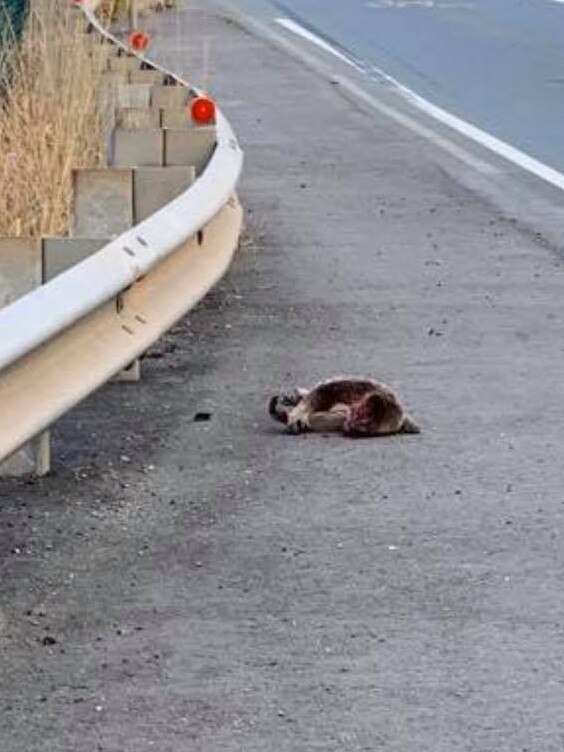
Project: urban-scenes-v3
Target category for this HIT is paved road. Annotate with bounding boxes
[2,1,564,750]
[225,0,564,172]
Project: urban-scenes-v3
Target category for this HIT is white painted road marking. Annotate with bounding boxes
[366,1,475,8]
[274,19,495,174]
[336,77,498,175]
[275,16,564,192]
[275,18,363,71]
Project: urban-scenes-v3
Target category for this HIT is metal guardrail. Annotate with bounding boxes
[0,0,243,468]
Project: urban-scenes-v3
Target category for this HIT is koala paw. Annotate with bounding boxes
[286,417,309,435]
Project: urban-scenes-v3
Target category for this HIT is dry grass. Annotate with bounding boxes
[0,0,111,237]
[98,0,170,23]
[99,0,133,22]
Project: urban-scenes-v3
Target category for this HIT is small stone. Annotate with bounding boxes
[193,412,212,422]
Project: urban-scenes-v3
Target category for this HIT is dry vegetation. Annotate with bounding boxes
[99,0,135,21]
[0,0,111,237]
[98,0,172,22]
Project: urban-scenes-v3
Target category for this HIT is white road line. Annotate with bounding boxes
[337,77,498,174]
[274,18,494,174]
[275,16,564,192]
[276,18,363,70]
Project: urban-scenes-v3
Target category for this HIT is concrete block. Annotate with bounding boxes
[0,432,50,477]
[0,237,48,477]
[164,127,217,175]
[100,72,123,120]
[117,83,152,109]
[108,55,140,74]
[42,238,109,282]
[160,108,192,129]
[117,107,161,129]
[72,168,133,238]
[113,359,141,383]
[106,41,123,57]
[112,128,164,167]
[151,83,189,109]
[0,237,42,306]
[133,166,196,222]
[103,71,127,93]
[129,68,164,85]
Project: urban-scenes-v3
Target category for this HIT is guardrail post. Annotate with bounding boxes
[0,238,50,477]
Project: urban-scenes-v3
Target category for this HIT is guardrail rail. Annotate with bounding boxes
[0,0,244,475]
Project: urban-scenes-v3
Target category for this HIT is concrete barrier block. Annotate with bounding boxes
[0,238,48,477]
[133,166,196,222]
[117,107,161,129]
[164,127,217,175]
[106,43,123,58]
[72,168,133,238]
[113,359,141,383]
[151,83,189,109]
[103,71,127,92]
[129,68,164,85]
[0,432,50,477]
[117,83,152,109]
[0,237,42,305]
[112,128,164,167]
[160,108,192,129]
[108,55,140,74]
[100,72,122,116]
[42,238,109,282]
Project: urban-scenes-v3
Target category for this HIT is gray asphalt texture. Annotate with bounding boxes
[230,0,564,173]
[2,1,564,750]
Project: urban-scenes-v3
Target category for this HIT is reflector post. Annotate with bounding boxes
[128,30,150,52]
[190,96,216,126]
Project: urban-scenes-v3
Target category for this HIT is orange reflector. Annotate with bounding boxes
[128,30,150,52]
[190,96,216,126]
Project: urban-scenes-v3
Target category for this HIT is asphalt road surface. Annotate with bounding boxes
[1,1,564,750]
[225,0,564,173]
